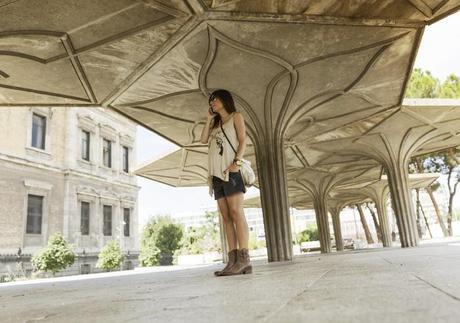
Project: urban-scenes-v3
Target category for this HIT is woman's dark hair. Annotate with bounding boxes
[209,89,236,129]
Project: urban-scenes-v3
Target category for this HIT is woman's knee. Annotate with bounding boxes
[220,212,232,223]
[228,206,243,221]
[219,208,232,223]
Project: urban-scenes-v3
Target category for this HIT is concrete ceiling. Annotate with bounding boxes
[0,1,458,110]
[304,100,460,164]
[2,1,459,155]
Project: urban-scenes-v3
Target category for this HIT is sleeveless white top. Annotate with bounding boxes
[208,113,239,196]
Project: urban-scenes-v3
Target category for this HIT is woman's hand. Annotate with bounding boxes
[207,107,216,121]
[225,163,240,173]
[201,106,216,144]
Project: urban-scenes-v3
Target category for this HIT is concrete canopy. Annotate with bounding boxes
[135,145,257,187]
[135,147,209,187]
[2,1,460,261]
[118,18,421,262]
[302,100,460,248]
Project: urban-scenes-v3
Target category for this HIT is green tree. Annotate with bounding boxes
[297,226,319,243]
[31,233,76,275]
[96,240,124,271]
[405,68,440,98]
[157,223,183,253]
[439,74,460,98]
[140,216,183,266]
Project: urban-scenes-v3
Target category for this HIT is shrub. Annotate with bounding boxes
[139,238,161,267]
[297,226,319,243]
[140,216,183,266]
[96,240,124,271]
[156,223,183,254]
[31,233,76,275]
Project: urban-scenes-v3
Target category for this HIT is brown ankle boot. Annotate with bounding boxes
[214,249,238,276]
[221,248,252,276]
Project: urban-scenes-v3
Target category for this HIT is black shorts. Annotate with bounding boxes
[213,172,246,200]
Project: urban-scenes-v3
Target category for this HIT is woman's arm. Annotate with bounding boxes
[200,111,215,144]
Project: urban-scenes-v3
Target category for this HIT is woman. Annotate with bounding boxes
[200,89,252,276]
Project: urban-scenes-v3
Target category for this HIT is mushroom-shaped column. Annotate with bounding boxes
[254,139,293,261]
[293,169,336,253]
[328,190,373,250]
[350,113,455,247]
[291,163,373,253]
[309,103,460,247]
[359,182,392,247]
[288,160,375,253]
[328,200,347,251]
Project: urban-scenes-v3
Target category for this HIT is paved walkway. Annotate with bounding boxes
[1,238,460,323]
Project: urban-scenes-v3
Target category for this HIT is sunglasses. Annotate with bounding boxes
[209,95,217,104]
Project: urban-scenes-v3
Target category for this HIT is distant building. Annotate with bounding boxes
[0,106,139,275]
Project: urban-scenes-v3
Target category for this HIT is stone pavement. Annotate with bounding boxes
[1,238,460,323]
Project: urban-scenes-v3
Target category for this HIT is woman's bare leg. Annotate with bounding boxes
[217,197,237,250]
[226,192,249,249]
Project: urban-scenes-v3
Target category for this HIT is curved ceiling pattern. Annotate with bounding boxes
[0,0,190,105]
[1,0,460,212]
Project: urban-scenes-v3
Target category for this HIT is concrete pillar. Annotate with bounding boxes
[372,189,392,247]
[329,206,344,251]
[345,182,393,247]
[314,193,331,253]
[294,172,336,254]
[256,141,292,261]
[293,165,375,253]
[385,160,418,247]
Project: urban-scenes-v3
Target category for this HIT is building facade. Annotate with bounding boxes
[0,106,139,269]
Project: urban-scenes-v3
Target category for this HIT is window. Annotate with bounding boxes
[103,205,112,236]
[122,146,129,173]
[81,201,90,235]
[31,113,46,150]
[81,130,90,161]
[26,195,43,234]
[102,139,112,167]
[123,208,130,237]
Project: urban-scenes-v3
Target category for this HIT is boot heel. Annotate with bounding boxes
[243,266,253,274]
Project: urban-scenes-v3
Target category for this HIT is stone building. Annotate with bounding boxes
[0,106,139,274]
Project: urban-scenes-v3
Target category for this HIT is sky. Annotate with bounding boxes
[135,12,460,226]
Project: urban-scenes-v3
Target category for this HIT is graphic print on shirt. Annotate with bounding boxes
[215,135,224,156]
